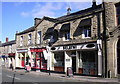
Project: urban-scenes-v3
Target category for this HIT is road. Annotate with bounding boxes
[1,67,81,83]
[1,67,120,84]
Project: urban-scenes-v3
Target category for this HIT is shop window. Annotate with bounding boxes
[20,36,23,46]
[116,3,120,25]
[82,26,91,38]
[37,31,41,44]
[78,51,97,75]
[28,34,32,45]
[54,52,64,67]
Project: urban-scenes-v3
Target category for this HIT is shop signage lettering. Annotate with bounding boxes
[63,45,77,50]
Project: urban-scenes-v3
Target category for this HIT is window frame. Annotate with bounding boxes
[20,36,23,46]
[37,31,42,44]
[28,34,32,45]
[82,26,91,38]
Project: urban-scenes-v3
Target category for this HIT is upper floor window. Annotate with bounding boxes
[64,32,70,40]
[20,36,23,46]
[116,3,120,25]
[82,26,91,38]
[37,31,41,44]
[28,34,32,45]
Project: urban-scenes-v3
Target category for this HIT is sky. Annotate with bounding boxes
[1,1,102,43]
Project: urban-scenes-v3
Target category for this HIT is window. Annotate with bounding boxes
[20,36,23,46]
[116,3,120,25]
[28,34,32,45]
[37,31,41,44]
[82,26,91,38]
[65,32,70,40]
[50,35,54,43]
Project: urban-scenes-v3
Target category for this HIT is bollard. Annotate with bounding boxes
[49,67,50,75]
[108,70,111,78]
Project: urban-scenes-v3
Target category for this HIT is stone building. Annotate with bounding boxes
[102,2,120,78]
[37,1,120,78]
[0,38,16,69]
[1,0,120,78]
[44,2,103,77]
[15,26,36,68]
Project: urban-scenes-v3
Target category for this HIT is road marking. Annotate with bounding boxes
[0,73,2,75]
[6,75,21,80]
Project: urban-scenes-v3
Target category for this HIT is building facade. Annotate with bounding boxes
[0,38,16,69]
[1,1,120,78]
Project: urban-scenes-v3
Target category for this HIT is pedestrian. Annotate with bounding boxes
[10,63,13,71]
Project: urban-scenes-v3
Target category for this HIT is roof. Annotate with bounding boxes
[35,16,59,28]
[16,26,35,35]
[56,4,102,23]
[2,40,16,46]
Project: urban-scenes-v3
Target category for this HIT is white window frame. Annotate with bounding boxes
[37,31,41,44]
[28,34,32,45]
[82,26,91,38]
[20,36,23,46]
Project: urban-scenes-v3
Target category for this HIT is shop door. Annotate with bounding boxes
[72,57,76,73]
[117,39,120,74]
[21,57,25,67]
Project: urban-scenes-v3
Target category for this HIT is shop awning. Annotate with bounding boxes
[79,18,91,27]
[60,23,70,32]
[45,27,54,35]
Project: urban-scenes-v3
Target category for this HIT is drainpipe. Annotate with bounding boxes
[102,0,108,78]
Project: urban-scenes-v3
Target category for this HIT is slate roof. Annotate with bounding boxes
[2,40,16,46]
[56,4,102,23]
[16,26,35,35]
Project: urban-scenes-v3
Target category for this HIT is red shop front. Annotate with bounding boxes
[30,48,47,70]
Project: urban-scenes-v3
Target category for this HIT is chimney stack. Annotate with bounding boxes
[6,37,8,42]
[34,18,41,26]
[92,0,96,8]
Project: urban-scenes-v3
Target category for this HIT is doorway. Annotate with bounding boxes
[72,57,76,73]
[117,39,120,74]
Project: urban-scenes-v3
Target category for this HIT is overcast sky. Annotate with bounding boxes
[1,1,102,43]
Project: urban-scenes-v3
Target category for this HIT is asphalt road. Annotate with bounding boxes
[1,67,120,84]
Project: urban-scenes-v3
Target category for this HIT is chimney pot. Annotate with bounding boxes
[6,37,8,42]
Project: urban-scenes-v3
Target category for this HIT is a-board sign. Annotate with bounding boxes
[67,67,73,77]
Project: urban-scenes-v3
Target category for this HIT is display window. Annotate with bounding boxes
[54,52,65,72]
[31,51,47,70]
[78,51,97,75]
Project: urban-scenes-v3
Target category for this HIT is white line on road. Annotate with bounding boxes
[6,75,21,80]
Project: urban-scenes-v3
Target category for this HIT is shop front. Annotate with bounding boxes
[16,49,28,68]
[51,42,102,76]
[8,53,15,69]
[30,48,47,70]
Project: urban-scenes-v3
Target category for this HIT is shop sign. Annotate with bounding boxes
[67,67,73,77]
[8,53,15,56]
[52,43,97,51]
[30,49,46,52]
[17,49,28,53]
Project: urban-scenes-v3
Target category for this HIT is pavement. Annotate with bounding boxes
[6,68,119,83]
